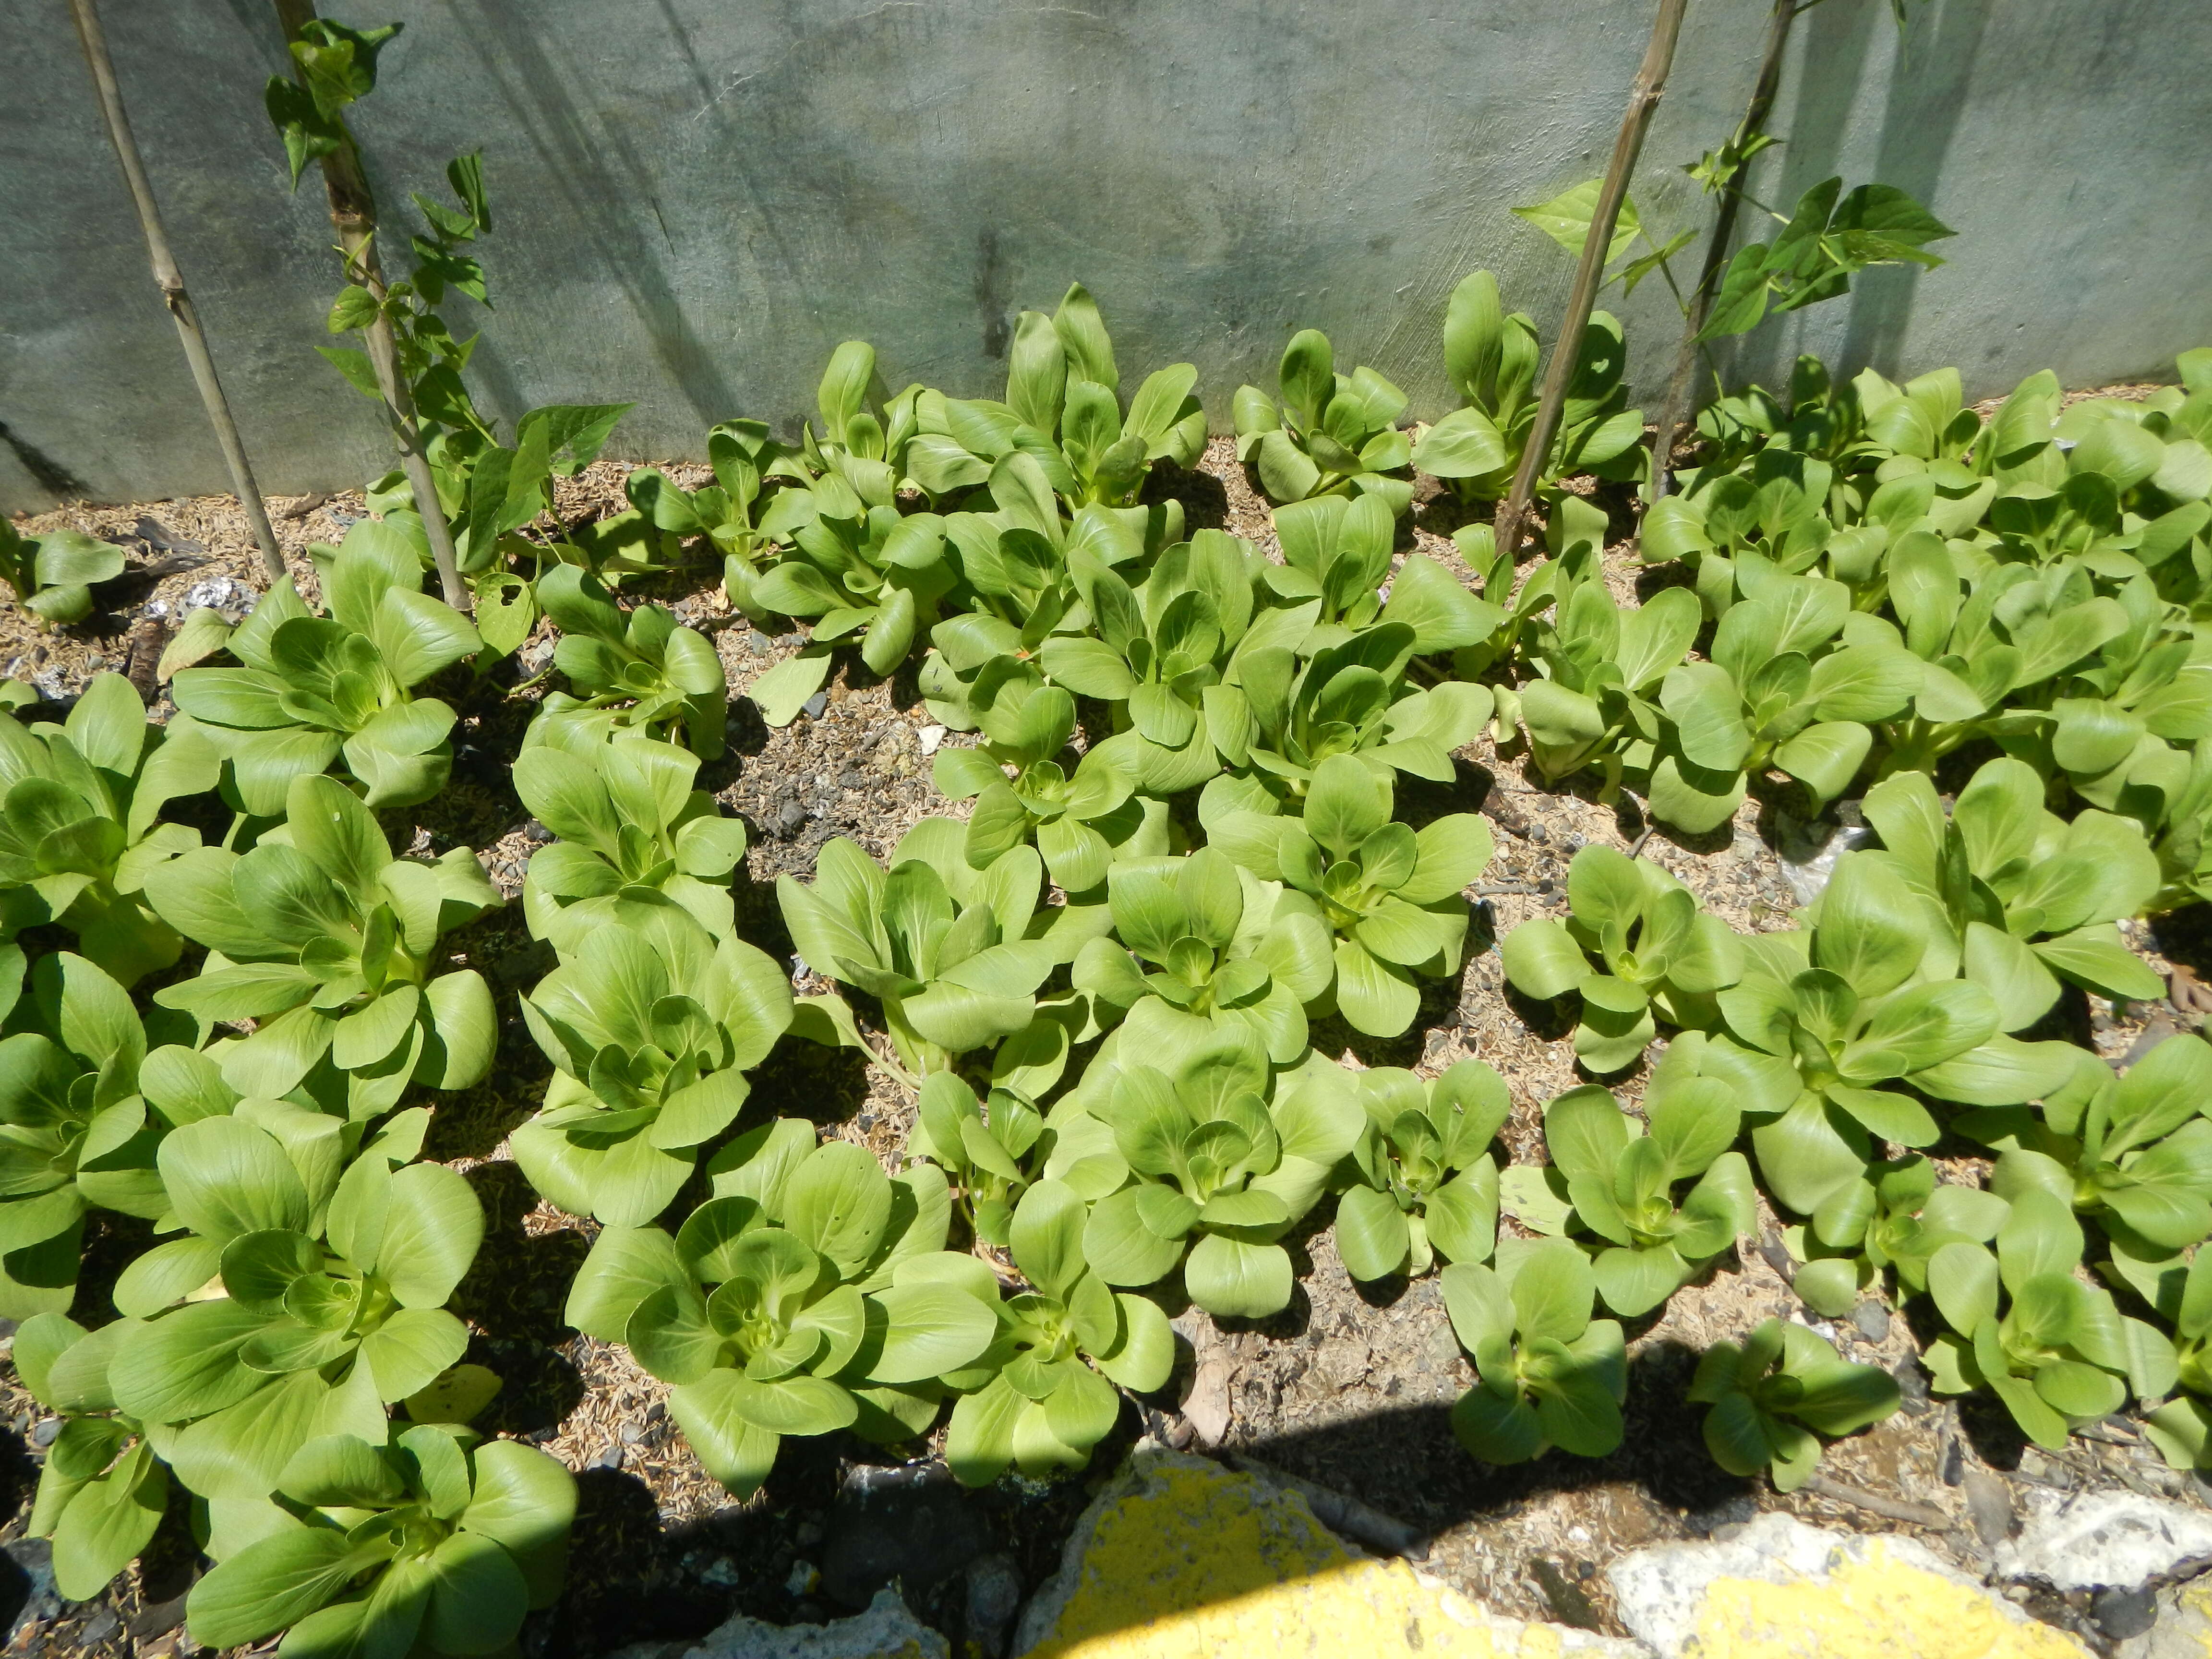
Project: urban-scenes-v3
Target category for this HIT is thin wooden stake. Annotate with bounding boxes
[1646,0,1801,510]
[271,0,470,613]
[1491,0,1690,561]
[65,0,288,583]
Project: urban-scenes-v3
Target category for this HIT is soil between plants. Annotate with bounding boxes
[3,421,2205,1658]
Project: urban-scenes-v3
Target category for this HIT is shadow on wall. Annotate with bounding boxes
[1715,0,1991,395]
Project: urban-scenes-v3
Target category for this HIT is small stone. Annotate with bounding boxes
[29,1417,60,1447]
[785,1559,818,1598]
[2090,1584,2157,1640]
[748,630,775,657]
[80,1605,119,1644]
[619,1420,648,1444]
[776,801,807,835]
[594,1446,623,1470]
[1999,1490,2212,1591]
[964,1554,1022,1659]
[800,691,829,720]
[658,1588,944,1658]
[1941,1437,1965,1486]
[522,819,553,844]
[1711,1522,1748,1543]
[1851,1300,1890,1342]
[697,1556,740,1589]
[1964,1471,2014,1546]
[917,724,946,756]
[1893,1356,1932,1412]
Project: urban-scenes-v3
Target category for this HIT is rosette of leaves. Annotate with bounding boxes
[1076,1041,1360,1319]
[1987,569,2212,812]
[776,826,1060,1081]
[1970,1035,2212,1256]
[1688,356,1867,478]
[1439,1239,1628,1464]
[1268,493,1502,656]
[1638,451,1842,606]
[947,1178,1174,1484]
[624,420,794,620]
[167,527,481,814]
[0,672,218,984]
[915,450,1178,734]
[108,1129,483,1521]
[924,282,1206,511]
[1240,754,1487,1039]
[1512,502,1700,796]
[1410,270,1645,502]
[1334,1061,1508,1282]
[563,1137,995,1495]
[789,338,926,500]
[0,521,126,627]
[513,908,793,1227]
[184,1425,574,1659]
[1501,845,1745,1074]
[1861,757,2165,1031]
[1070,847,1334,1066]
[529,564,727,757]
[1923,1188,2171,1450]
[1208,627,1494,825]
[1870,547,2146,783]
[1690,854,2073,1221]
[144,773,500,1108]
[1781,1155,2007,1319]
[931,681,1150,895]
[1232,328,1414,513]
[744,471,956,725]
[1038,529,1290,795]
[1689,1319,1901,1491]
[909,1070,1050,1247]
[1647,569,1922,832]
[0,953,194,1318]
[11,1314,166,1599]
[514,733,749,953]
[1540,1076,1756,1316]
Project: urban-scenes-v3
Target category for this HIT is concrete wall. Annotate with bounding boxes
[4,0,2207,512]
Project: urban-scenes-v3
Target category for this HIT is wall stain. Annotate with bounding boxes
[974,228,1011,360]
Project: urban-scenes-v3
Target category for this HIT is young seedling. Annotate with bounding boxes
[946,1178,1174,1483]
[145,773,500,1110]
[184,1425,573,1658]
[0,522,126,627]
[531,565,728,757]
[1541,1072,1755,1316]
[1335,1060,1509,1282]
[1923,1188,2169,1450]
[1071,846,1334,1066]
[1441,1238,1628,1464]
[1502,844,1744,1074]
[1862,757,2165,1029]
[1233,328,1414,513]
[10,1314,167,1600]
[0,672,219,984]
[1781,1154,2007,1319]
[1072,1038,1360,1320]
[910,1070,1046,1247]
[513,906,793,1227]
[1689,1318,1901,1491]
[513,733,749,953]
[168,523,482,813]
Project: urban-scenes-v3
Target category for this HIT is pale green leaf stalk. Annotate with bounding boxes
[12,1314,167,1601]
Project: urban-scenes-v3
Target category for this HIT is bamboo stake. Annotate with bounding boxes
[1491,0,1690,562]
[270,0,469,612]
[1646,0,1801,510]
[65,0,289,582]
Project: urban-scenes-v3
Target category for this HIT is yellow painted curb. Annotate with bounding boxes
[1014,1449,1637,1658]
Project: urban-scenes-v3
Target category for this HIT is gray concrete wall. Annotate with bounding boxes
[4,0,2206,512]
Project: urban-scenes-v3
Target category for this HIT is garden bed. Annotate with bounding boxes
[4,415,2206,1659]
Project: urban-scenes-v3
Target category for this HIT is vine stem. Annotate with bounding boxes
[270,0,470,613]
[66,0,288,583]
[1491,0,1690,564]
[1645,0,1803,518]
